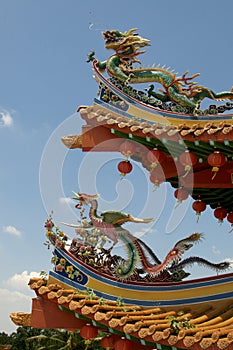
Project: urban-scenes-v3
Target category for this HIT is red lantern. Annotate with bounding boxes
[147,148,165,170]
[149,167,165,188]
[179,150,197,177]
[192,200,206,221]
[114,338,134,350]
[119,140,136,159]
[117,160,133,177]
[227,212,233,232]
[80,324,98,340]
[174,188,189,206]
[100,334,118,349]
[207,151,226,179]
[227,212,233,224]
[214,207,227,223]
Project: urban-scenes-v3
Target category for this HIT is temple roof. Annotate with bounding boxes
[11,277,233,350]
[62,105,233,150]
[61,105,233,216]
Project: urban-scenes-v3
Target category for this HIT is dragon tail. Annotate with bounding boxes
[129,234,159,271]
[114,230,138,279]
[171,256,230,272]
[114,230,161,278]
[192,87,233,103]
[137,238,161,265]
[212,87,233,101]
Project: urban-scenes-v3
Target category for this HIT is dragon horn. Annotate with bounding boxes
[123,28,138,36]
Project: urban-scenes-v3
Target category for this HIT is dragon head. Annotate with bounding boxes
[102,28,150,52]
[161,233,204,271]
[72,192,99,206]
[174,233,203,255]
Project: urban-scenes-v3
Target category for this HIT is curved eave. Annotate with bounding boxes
[79,103,233,143]
[24,277,233,350]
[61,104,233,151]
[61,104,233,212]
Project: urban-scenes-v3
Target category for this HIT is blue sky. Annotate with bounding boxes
[1,0,233,334]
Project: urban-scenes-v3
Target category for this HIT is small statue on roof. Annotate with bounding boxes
[87,28,233,114]
[59,192,230,282]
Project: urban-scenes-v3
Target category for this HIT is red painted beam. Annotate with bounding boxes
[181,161,233,188]
[81,125,233,188]
[30,297,86,330]
[82,125,123,152]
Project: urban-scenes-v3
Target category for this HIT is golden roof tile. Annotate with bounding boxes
[200,337,214,349]
[217,338,232,349]
[24,278,233,350]
[75,105,233,146]
[122,323,135,334]
[182,335,196,348]
[10,312,31,327]
[168,334,180,345]
[94,311,106,321]
[81,305,92,315]
[69,300,82,311]
[152,331,163,341]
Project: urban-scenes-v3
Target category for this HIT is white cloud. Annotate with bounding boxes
[0,288,31,303]
[3,225,22,237]
[0,271,40,333]
[212,245,221,255]
[3,270,40,291]
[0,288,32,334]
[59,197,73,204]
[0,111,13,127]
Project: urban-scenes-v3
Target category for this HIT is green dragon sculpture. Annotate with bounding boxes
[87,28,233,113]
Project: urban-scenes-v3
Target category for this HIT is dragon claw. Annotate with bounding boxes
[125,73,134,85]
[86,50,95,63]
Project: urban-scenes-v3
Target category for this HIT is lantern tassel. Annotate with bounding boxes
[153,184,159,192]
[182,165,192,178]
[150,162,158,170]
[84,340,91,350]
[211,167,219,180]
[174,200,182,209]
